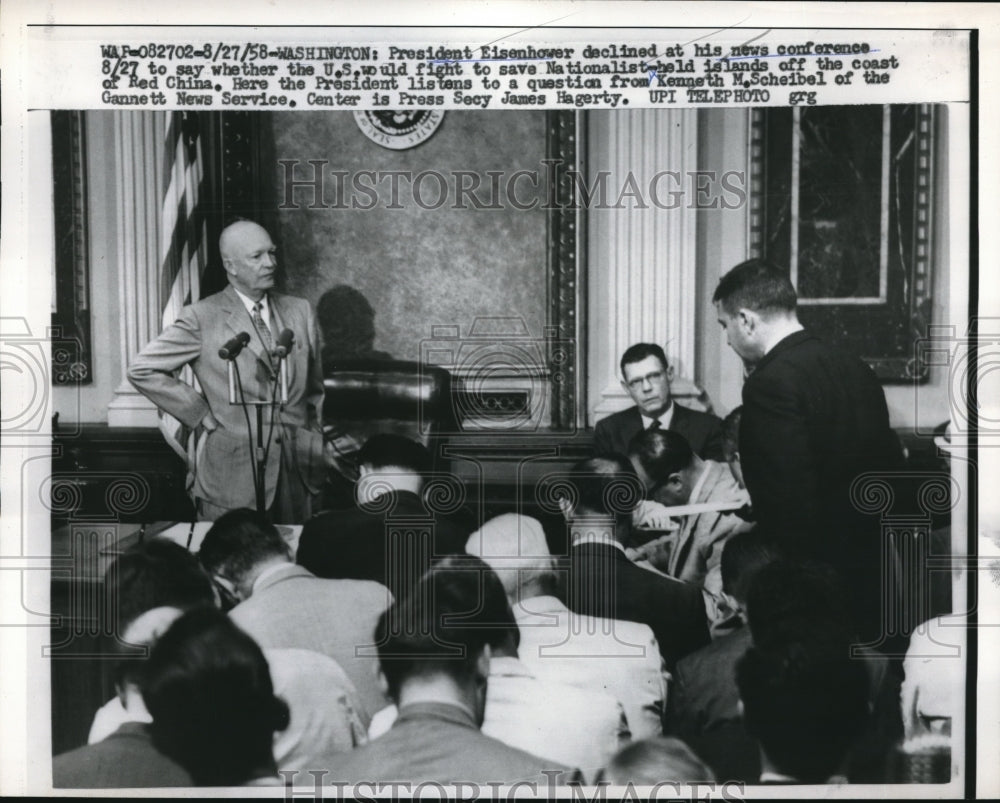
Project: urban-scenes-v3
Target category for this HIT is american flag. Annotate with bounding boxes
[157,111,208,492]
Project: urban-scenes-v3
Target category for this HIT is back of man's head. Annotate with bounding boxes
[736,639,869,783]
[619,342,669,376]
[198,508,290,587]
[628,429,695,487]
[358,433,432,476]
[746,557,854,648]
[602,737,715,785]
[376,554,515,705]
[103,538,217,689]
[719,531,785,606]
[464,514,556,601]
[564,455,645,531]
[712,259,798,318]
[105,538,216,640]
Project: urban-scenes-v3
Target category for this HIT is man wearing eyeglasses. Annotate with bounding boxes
[593,343,725,461]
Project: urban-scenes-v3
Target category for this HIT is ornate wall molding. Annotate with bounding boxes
[51,111,92,386]
[587,108,700,421]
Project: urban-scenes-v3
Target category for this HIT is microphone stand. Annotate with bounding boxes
[225,341,289,517]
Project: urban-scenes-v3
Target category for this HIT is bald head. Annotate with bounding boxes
[465,514,555,600]
[219,221,277,301]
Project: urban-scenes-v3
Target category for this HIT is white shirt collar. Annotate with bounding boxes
[232,286,272,328]
[640,401,674,431]
[570,530,627,554]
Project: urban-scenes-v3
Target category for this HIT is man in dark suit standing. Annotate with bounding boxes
[561,455,711,668]
[593,343,724,461]
[711,259,902,641]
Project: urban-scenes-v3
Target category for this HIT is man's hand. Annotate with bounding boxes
[632,499,681,532]
[201,412,220,433]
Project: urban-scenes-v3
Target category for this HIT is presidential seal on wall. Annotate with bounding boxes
[353,110,445,150]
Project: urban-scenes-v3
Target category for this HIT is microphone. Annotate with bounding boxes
[218,331,251,360]
[275,329,295,358]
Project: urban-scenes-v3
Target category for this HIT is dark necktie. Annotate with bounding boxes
[647,418,662,432]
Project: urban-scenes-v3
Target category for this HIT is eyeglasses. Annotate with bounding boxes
[626,370,667,390]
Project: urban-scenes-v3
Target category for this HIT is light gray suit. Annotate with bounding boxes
[128,284,326,519]
[228,563,393,725]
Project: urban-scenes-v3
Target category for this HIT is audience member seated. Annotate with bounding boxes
[593,342,725,461]
[465,513,669,739]
[599,737,715,786]
[627,429,752,595]
[736,639,870,784]
[198,508,390,725]
[746,558,902,783]
[71,538,369,786]
[895,614,964,782]
[297,433,473,600]
[55,611,196,788]
[142,607,290,786]
[561,455,710,668]
[664,531,784,780]
[55,539,218,788]
[323,555,582,786]
[900,615,965,742]
[368,555,628,782]
[720,406,746,490]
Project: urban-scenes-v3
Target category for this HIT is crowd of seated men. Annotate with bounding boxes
[53,423,957,790]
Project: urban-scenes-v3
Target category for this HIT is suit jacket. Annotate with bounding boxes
[84,648,368,783]
[325,701,579,785]
[739,330,901,638]
[228,563,393,724]
[367,657,627,784]
[665,625,752,740]
[652,460,753,594]
[512,595,668,740]
[568,540,710,668]
[54,722,193,788]
[264,648,367,783]
[128,284,326,513]
[297,490,472,600]
[593,402,725,461]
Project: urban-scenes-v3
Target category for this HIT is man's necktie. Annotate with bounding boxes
[251,301,276,369]
[647,418,662,432]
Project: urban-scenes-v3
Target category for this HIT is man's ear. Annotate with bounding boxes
[476,643,491,683]
[377,668,391,699]
[664,363,675,382]
[738,308,756,333]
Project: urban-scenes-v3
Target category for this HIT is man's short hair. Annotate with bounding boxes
[736,640,869,783]
[628,429,694,487]
[746,557,853,647]
[719,530,785,603]
[198,508,289,584]
[602,737,715,785]
[619,342,669,377]
[143,607,290,786]
[712,259,798,317]
[104,538,216,638]
[721,406,742,462]
[376,554,516,701]
[357,433,432,475]
[565,455,645,526]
